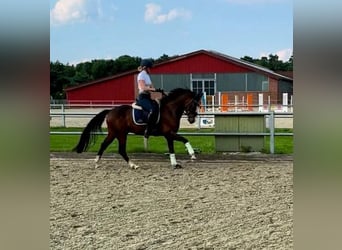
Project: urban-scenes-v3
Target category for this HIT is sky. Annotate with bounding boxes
[50,0,293,65]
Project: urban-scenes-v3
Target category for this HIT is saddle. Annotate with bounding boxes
[131,101,160,125]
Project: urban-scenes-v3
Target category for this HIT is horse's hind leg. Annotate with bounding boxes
[117,134,139,169]
[95,133,115,168]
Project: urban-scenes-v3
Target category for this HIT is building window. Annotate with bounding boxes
[204,80,215,95]
[191,74,216,95]
[192,80,202,94]
[262,81,269,91]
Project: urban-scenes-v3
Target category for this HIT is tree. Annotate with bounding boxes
[114,55,141,72]
[155,54,171,64]
[91,59,109,79]
[240,56,254,63]
[50,61,73,99]
[240,54,293,71]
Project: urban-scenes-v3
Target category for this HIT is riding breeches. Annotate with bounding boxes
[137,93,157,113]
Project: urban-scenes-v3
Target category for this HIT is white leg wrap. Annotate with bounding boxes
[170,153,177,166]
[95,155,100,163]
[94,156,101,169]
[128,160,139,169]
[185,142,196,160]
[185,142,195,155]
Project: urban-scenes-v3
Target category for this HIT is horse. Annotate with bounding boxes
[73,88,203,169]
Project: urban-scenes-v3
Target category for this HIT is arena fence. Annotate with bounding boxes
[50,107,293,154]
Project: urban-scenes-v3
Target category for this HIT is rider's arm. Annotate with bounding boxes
[138,79,155,92]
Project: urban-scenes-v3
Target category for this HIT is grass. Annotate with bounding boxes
[50,127,293,154]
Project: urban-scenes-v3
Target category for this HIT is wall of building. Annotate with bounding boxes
[65,51,292,106]
[67,74,136,104]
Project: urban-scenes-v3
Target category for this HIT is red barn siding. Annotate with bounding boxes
[65,50,292,105]
[67,74,135,104]
[152,53,248,74]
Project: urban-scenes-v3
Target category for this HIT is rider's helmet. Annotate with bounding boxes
[140,59,153,68]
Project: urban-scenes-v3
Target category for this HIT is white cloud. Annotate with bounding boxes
[260,48,292,61]
[144,3,191,24]
[275,48,292,61]
[50,0,87,25]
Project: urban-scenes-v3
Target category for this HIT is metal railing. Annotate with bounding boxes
[50,109,293,154]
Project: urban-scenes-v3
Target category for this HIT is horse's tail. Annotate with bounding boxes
[73,109,111,153]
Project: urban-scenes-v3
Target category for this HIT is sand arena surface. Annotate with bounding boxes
[50,153,293,249]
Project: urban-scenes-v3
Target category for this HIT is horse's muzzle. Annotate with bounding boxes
[188,116,196,124]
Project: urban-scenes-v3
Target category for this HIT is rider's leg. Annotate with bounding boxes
[138,95,156,138]
[144,110,156,138]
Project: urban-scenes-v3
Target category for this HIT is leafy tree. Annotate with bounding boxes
[240,54,293,71]
[75,62,93,81]
[50,61,72,99]
[155,54,171,64]
[114,55,141,72]
[240,56,254,63]
[91,59,109,79]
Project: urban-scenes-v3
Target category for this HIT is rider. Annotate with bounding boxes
[137,58,157,138]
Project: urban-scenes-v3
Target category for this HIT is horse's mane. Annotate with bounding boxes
[161,88,194,104]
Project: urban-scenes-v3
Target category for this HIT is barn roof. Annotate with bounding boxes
[65,49,292,91]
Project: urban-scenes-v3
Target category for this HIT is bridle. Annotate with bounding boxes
[184,98,200,117]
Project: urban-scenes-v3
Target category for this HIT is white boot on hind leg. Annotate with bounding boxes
[94,155,101,169]
[128,160,139,169]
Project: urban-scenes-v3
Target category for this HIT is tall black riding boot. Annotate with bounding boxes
[144,112,155,139]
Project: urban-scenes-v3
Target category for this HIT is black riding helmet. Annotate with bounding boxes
[140,59,153,68]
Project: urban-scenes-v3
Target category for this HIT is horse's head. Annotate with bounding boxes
[161,88,203,124]
[184,92,203,124]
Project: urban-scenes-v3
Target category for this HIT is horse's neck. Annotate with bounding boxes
[162,96,187,118]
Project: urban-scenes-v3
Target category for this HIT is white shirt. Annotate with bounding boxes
[137,70,152,93]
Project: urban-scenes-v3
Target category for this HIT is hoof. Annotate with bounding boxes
[173,164,183,169]
[94,156,101,168]
[132,165,139,170]
[190,154,197,161]
[128,161,139,169]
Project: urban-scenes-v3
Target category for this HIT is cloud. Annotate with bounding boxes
[144,3,191,24]
[50,0,87,25]
[260,48,293,61]
[275,48,292,61]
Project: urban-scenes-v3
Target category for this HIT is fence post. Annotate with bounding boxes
[61,104,66,127]
[282,93,288,112]
[269,111,275,154]
[268,96,271,112]
[211,96,215,112]
[258,93,263,112]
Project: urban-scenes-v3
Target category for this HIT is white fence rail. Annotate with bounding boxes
[50,107,293,154]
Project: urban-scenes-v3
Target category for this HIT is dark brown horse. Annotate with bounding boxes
[73,88,203,169]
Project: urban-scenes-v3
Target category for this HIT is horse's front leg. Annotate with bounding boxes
[165,133,196,168]
[165,136,182,169]
[172,133,197,161]
[185,141,196,160]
